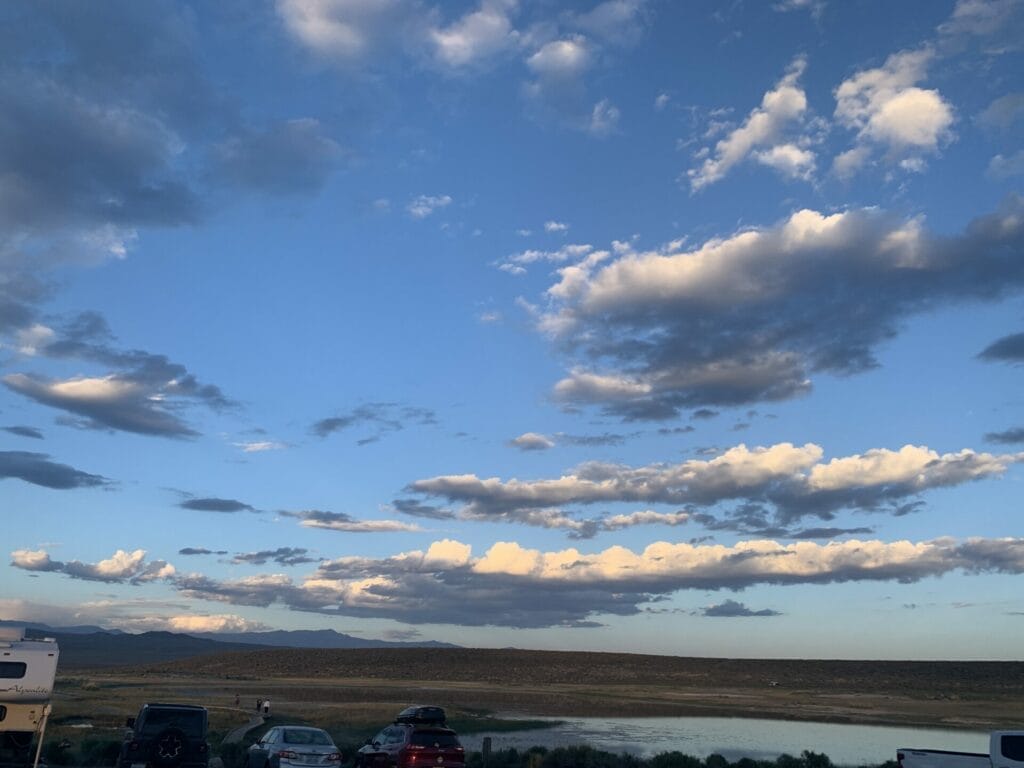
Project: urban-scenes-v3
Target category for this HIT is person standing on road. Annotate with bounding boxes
[262,699,270,715]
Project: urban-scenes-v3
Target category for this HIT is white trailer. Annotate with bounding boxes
[0,628,59,768]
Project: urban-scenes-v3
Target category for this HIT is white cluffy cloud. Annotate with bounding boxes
[407,194,452,218]
[536,197,1024,418]
[689,57,812,190]
[409,441,1024,525]
[430,0,519,68]
[171,536,1024,628]
[11,548,176,583]
[276,0,409,61]
[833,48,954,177]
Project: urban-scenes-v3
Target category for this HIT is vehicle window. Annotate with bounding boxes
[284,730,332,746]
[140,709,206,738]
[409,732,459,748]
[386,728,405,745]
[1001,736,1024,762]
[0,662,27,679]
[372,730,387,745]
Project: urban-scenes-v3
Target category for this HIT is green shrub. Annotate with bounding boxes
[78,737,122,767]
[219,740,250,768]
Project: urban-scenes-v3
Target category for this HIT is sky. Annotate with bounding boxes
[2,0,1024,661]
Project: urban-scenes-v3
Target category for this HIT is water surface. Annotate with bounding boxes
[460,716,989,766]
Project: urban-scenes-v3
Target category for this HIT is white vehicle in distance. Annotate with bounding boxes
[247,726,342,768]
[898,732,1024,768]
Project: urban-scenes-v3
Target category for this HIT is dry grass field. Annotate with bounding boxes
[47,647,1024,748]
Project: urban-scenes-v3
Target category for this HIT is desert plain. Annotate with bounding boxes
[50,648,1024,741]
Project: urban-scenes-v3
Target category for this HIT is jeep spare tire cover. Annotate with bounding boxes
[152,728,188,768]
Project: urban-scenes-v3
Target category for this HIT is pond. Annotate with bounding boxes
[460,716,989,767]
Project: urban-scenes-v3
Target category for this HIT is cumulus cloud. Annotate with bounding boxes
[0,450,110,490]
[407,442,1023,533]
[407,194,453,219]
[115,613,271,633]
[538,197,1024,417]
[10,548,175,584]
[283,510,422,533]
[570,0,650,47]
[155,536,1024,627]
[702,599,781,617]
[276,0,416,62]
[988,150,1024,179]
[688,57,812,190]
[833,48,953,176]
[429,0,519,68]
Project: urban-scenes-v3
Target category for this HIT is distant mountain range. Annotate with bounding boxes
[0,621,458,668]
[189,629,458,650]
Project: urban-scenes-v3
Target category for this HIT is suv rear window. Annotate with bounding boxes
[141,709,206,738]
[409,732,460,748]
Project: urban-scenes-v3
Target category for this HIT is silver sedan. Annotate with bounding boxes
[247,727,342,768]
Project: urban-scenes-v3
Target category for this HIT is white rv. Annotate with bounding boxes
[0,627,59,764]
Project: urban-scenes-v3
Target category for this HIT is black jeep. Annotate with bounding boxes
[120,703,210,768]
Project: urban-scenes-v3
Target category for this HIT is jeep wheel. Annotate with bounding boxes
[152,728,188,768]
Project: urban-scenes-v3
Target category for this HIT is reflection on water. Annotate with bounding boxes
[460,717,988,767]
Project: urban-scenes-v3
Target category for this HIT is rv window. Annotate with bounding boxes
[0,662,27,679]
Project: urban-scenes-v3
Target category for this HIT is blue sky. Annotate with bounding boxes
[2,0,1024,660]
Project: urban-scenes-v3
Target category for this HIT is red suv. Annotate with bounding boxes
[354,707,464,768]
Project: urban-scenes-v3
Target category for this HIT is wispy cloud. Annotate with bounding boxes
[702,599,782,617]
[0,450,111,490]
[283,510,422,533]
